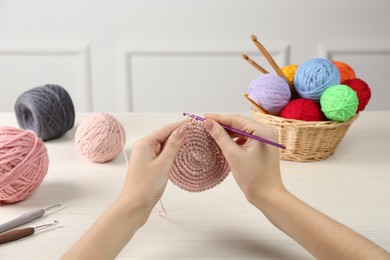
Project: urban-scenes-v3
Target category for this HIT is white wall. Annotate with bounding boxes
[1,0,389,112]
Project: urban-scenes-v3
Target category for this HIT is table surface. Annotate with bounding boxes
[1,112,389,259]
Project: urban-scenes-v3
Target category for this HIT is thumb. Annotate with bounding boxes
[157,126,186,165]
[204,119,237,157]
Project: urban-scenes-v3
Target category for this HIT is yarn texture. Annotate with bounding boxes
[247,74,291,115]
[294,58,340,101]
[320,85,358,122]
[0,126,49,204]
[14,84,75,141]
[170,121,230,192]
[333,61,356,83]
[281,98,325,121]
[342,78,371,111]
[282,64,299,86]
[75,113,126,163]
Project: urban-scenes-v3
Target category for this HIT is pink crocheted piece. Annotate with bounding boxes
[169,121,230,192]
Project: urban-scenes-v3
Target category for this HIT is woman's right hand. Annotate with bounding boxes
[203,113,285,203]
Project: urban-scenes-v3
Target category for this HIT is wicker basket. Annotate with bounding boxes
[250,108,358,162]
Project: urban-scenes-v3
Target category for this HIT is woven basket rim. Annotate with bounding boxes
[250,107,359,128]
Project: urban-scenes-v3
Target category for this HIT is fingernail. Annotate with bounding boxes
[204,119,213,131]
[174,126,186,139]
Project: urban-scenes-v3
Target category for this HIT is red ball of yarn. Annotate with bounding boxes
[342,78,371,111]
[333,61,356,83]
[281,98,326,121]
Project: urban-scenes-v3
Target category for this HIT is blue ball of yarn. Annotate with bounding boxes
[247,74,291,115]
[14,84,75,141]
[294,58,340,101]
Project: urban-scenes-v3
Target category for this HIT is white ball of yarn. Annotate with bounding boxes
[75,113,126,163]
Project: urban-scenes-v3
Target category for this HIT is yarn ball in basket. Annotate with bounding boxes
[320,85,359,122]
[247,74,291,115]
[0,126,49,204]
[282,64,299,86]
[342,78,371,111]
[333,61,356,83]
[170,121,230,192]
[294,58,340,101]
[14,84,75,141]
[281,98,326,121]
[75,113,126,163]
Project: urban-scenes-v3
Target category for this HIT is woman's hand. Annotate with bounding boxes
[118,120,187,222]
[62,120,186,260]
[204,114,284,203]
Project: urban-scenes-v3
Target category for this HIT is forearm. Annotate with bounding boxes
[61,199,149,260]
[254,188,390,259]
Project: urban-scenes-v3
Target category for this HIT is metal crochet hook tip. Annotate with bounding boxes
[44,202,64,212]
[34,220,59,231]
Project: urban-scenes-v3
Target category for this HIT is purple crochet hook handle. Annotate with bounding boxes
[183,113,286,149]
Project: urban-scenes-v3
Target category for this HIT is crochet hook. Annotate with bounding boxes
[183,113,286,149]
[0,202,63,234]
[0,220,58,245]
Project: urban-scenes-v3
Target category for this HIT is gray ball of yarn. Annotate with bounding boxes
[14,84,75,141]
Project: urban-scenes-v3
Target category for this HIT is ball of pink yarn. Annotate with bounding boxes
[75,113,126,163]
[247,74,291,115]
[0,126,48,204]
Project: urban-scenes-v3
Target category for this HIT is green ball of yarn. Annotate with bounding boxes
[320,85,358,122]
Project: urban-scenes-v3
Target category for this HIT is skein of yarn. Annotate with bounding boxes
[0,126,49,204]
[170,121,230,192]
[281,98,326,121]
[75,113,126,163]
[282,64,299,86]
[320,85,359,122]
[294,58,340,101]
[14,84,75,141]
[342,78,371,111]
[247,74,291,115]
[333,61,356,83]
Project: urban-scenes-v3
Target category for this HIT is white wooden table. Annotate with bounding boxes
[1,112,389,259]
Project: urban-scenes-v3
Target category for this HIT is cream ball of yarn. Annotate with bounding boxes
[75,113,126,163]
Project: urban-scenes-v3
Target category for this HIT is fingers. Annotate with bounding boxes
[205,113,253,131]
[130,119,188,162]
[155,126,186,167]
[205,113,278,143]
[203,119,238,158]
[148,119,188,144]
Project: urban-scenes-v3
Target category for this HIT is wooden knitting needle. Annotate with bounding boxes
[241,54,269,74]
[244,93,267,114]
[250,35,295,92]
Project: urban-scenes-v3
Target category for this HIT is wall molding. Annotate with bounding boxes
[318,42,390,59]
[118,42,291,111]
[0,43,93,111]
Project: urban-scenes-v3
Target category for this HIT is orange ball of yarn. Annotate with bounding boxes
[281,98,326,121]
[282,64,299,85]
[333,61,356,83]
[75,113,126,163]
[0,126,48,204]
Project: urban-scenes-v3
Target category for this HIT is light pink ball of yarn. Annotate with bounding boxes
[0,126,49,204]
[75,113,126,163]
